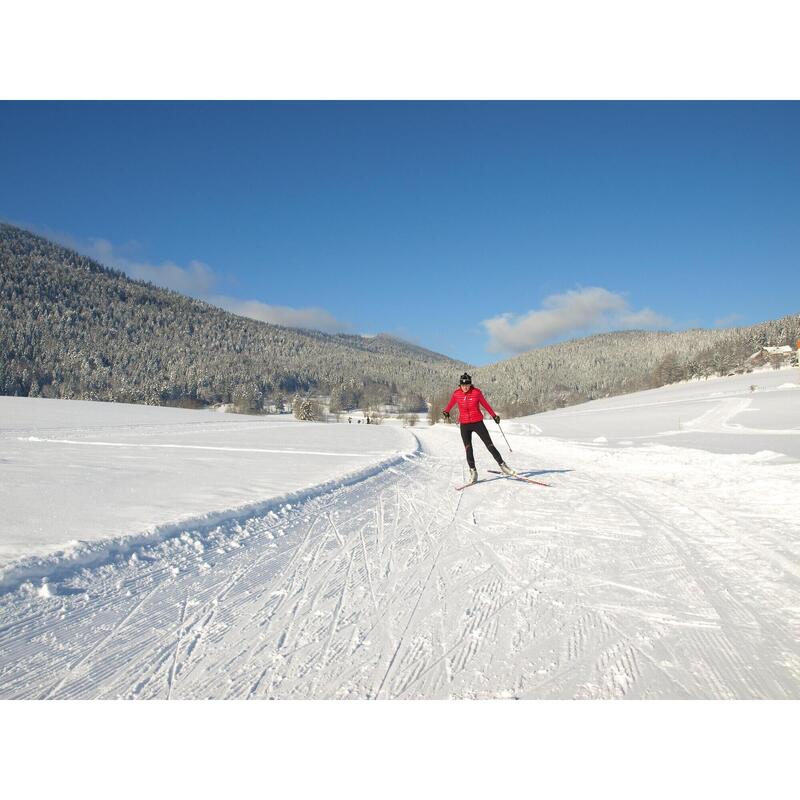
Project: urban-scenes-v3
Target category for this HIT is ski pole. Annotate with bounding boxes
[496,420,512,452]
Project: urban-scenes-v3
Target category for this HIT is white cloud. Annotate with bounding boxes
[209,296,352,334]
[617,308,672,328]
[132,259,218,295]
[714,313,743,327]
[482,287,671,354]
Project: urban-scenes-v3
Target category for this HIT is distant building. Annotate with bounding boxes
[747,344,794,361]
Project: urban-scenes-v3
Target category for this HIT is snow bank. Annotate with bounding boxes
[0,397,417,583]
[0,440,420,594]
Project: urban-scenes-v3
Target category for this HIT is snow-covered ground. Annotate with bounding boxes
[0,397,414,579]
[1,369,798,699]
[508,367,800,460]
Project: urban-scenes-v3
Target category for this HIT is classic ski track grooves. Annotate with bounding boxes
[1,429,798,699]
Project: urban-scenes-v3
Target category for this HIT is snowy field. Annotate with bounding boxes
[508,367,800,460]
[0,398,414,579]
[1,368,799,699]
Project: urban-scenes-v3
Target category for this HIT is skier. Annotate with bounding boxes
[442,373,515,484]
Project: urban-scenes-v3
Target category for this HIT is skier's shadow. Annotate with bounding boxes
[515,468,574,479]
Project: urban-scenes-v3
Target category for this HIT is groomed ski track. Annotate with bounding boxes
[1,426,798,699]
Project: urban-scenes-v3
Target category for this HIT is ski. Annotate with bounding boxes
[456,471,551,490]
[487,470,552,487]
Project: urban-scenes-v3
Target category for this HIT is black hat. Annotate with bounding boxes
[459,373,472,385]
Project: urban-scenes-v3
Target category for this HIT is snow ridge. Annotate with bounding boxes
[0,435,421,595]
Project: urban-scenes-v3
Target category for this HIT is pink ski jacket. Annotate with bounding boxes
[443,386,497,425]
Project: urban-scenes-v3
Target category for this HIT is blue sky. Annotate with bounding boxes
[1,101,798,364]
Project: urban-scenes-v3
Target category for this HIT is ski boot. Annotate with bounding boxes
[499,462,516,476]
[468,468,478,485]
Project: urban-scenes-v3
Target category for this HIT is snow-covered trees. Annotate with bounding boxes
[652,352,684,386]
[292,396,322,421]
[428,390,454,425]
[398,392,426,412]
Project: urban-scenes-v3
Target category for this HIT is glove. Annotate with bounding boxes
[442,410,450,420]
[492,415,500,424]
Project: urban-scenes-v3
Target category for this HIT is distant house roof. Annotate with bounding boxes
[748,345,794,360]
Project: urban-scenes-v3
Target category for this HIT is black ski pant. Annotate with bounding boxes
[460,421,503,470]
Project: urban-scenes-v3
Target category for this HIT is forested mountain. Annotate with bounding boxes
[0,224,465,411]
[2,223,798,417]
